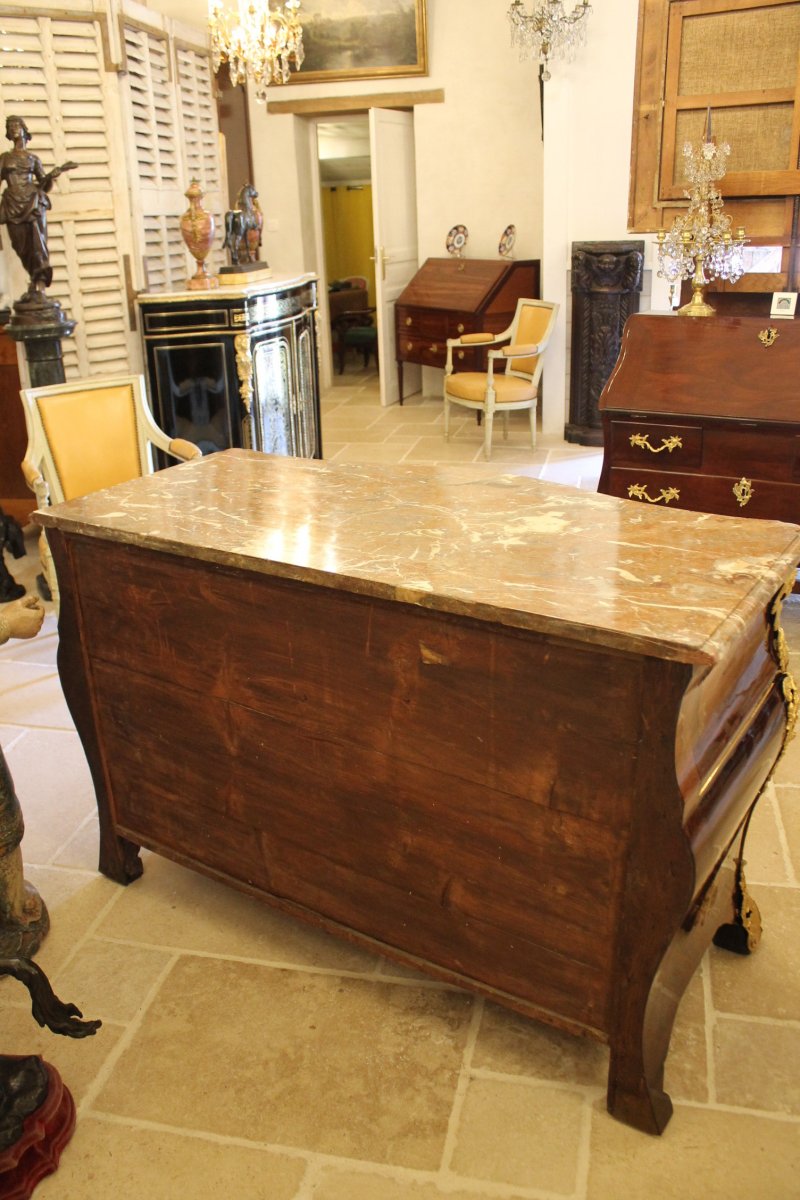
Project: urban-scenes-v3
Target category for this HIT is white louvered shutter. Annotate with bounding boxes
[175,42,225,277]
[121,8,225,292]
[0,11,139,378]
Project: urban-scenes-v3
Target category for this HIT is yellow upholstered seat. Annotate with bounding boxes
[443,298,559,460]
[20,373,201,608]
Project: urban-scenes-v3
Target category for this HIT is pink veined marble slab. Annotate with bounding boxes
[37,448,800,666]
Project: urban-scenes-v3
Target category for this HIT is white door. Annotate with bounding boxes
[369,109,420,406]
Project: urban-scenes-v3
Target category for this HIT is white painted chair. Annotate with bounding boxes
[443,298,559,460]
[20,373,201,607]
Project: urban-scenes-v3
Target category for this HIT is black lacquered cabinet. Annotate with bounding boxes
[137,274,322,462]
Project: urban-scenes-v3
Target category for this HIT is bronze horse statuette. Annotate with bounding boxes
[222,183,265,268]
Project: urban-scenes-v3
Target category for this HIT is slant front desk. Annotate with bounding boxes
[40,452,800,1134]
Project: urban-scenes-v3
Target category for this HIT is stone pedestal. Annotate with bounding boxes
[566,241,644,446]
[5,318,76,390]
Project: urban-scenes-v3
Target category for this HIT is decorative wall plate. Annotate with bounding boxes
[498,225,516,258]
[446,224,468,257]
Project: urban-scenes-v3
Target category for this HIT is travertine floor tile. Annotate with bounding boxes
[449,1077,586,1192]
[774,785,800,878]
[771,718,800,783]
[714,1015,800,1115]
[6,728,96,863]
[473,1002,608,1087]
[313,1168,530,1199]
[51,937,174,1024]
[587,1102,800,1200]
[0,662,72,728]
[709,886,800,1020]
[402,437,481,462]
[328,442,418,463]
[52,814,100,871]
[19,868,120,978]
[96,853,381,971]
[662,967,709,1104]
[33,1119,307,1199]
[742,788,793,884]
[95,957,474,1168]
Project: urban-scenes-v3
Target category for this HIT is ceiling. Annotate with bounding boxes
[317,116,371,186]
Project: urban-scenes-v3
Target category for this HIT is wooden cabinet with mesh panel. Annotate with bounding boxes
[631,0,800,292]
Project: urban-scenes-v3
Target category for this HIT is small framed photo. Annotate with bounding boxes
[770,291,797,319]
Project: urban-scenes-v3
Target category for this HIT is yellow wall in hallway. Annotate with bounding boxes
[321,185,376,304]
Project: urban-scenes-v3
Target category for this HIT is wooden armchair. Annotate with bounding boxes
[443,298,559,460]
[20,373,200,607]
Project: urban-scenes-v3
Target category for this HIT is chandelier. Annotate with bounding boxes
[656,114,747,317]
[508,0,591,80]
[209,0,304,102]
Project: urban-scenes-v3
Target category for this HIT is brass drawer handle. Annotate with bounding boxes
[457,350,465,360]
[430,344,438,353]
[733,477,754,507]
[405,316,413,326]
[627,483,680,505]
[406,342,413,351]
[457,322,465,334]
[629,432,683,454]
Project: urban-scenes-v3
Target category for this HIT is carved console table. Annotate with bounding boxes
[566,241,644,446]
[137,274,321,462]
[40,452,800,1135]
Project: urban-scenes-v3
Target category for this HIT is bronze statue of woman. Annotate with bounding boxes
[0,115,77,300]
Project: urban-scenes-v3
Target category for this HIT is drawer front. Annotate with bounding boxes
[395,307,448,339]
[607,466,800,522]
[608,420,703,470]
[702,426,800,483]
[397,333,448,368]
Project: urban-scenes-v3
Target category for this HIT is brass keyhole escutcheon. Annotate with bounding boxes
[733,477,754,507]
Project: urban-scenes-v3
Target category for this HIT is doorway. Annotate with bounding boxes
[311,109,420,407]
[317,117,379,383]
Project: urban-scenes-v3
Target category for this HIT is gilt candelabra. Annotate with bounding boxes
[656,116,747,317]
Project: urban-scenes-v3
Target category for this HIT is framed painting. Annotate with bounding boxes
[296,0,428,84]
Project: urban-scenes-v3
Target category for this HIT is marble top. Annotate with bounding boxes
[38,450,800,666]
[135,271,316,304]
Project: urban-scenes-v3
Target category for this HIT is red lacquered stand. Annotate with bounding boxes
[0,1060,76,1199]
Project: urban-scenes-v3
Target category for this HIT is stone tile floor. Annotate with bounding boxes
[0,367,798,1198]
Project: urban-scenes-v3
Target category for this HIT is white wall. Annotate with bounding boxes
[245,0,544,301]
[540,0,671,435]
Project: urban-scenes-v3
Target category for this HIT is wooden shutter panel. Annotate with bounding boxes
[0,11,138,377]
[122,19,186,292]
[175,42,226,276]
[121,12,226,291]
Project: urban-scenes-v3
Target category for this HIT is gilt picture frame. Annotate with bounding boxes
[295,0,428,85]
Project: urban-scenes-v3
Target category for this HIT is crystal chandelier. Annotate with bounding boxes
[508,0,592,80]
[657,116,747,317]
[209,0,304,102]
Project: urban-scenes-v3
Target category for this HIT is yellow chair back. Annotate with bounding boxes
[35,383,143,501]
[507,302,557,376]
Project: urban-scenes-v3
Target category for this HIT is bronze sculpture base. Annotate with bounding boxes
[0,1058,75,1199]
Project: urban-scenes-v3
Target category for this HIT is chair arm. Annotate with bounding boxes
[168,438,202,462]
[494,342,541,358]
[445,330,504,374]
[20,456,50,507]
[457,332,497,345]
